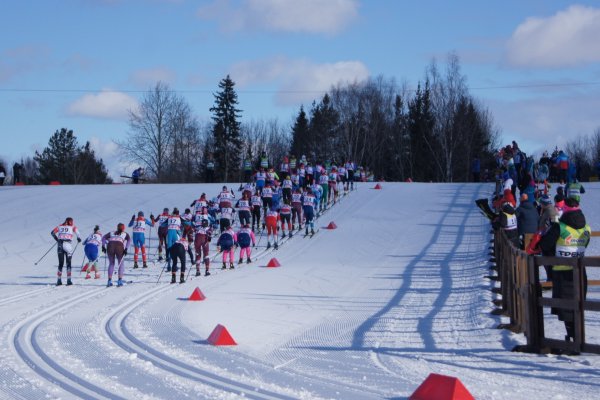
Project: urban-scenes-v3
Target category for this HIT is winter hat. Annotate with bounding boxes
[94,225,100,232]
[117,223,125,232]
[138,211,144,217]
[539,195,552,206]
[65,217,73,225]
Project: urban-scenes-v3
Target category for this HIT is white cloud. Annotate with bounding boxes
[87,136,135,180]
[198,0,358,34]
[487,89,600,154]
[231,57,369,105]
[65,90,139,120]
[506,5,600,68]
[129,67,177,88]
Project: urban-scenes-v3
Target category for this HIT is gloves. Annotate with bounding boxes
[131,214,135,220]
[77,237,82,243]
[123,249,128,256]
[150,214,155,221]
[102,246,107,254]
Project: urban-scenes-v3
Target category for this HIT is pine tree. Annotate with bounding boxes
[290,106,309,159]
[34,128,111,184]
[209,75,243,182]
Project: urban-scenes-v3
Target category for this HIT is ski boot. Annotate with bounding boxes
[267,242,271,249]
[195,269,202,277]
[305,228,309,235]
[205,269,211,276]
[311,228,315,235]
[94,273,101,279]
[133,262,139,269]
[229,262,235,269]
[158,255,163,262]
[221,262,227,270]
[166,264,171,272]
[180,274,185,284]
[117,278,124,287]
[246,257,251,263]
[85,273,91,279]
[274,242,279,250]
[56,278,62,286]
[239,258,243,264]
[143,262,148,268]
[107,279,113,287]
[170,274,177,284]
[281,232,286,239]
[66,278,72,286]
[289,232,293,239]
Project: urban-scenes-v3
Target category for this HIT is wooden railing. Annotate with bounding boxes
[491,229,600,354]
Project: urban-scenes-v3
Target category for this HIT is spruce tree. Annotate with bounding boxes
[209,75,243,182]
[290,106,309,159]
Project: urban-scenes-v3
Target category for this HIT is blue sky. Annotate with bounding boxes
[2,0,600,178]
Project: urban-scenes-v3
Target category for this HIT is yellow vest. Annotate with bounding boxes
[554,222,591,271]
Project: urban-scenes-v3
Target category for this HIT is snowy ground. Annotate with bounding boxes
[1,181,600,400]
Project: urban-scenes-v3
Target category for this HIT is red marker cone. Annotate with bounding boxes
[207,324,237,345]
[189,287,206,301]
[326,221,337,229]
[266,258,281,268]
[373,183,382,189]
[409,373,474,400]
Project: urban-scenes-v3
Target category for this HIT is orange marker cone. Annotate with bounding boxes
[189,287,206,301]
[207,324,237,345]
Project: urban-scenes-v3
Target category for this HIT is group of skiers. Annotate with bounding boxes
[49,158,354,287]
[481,142,592,343]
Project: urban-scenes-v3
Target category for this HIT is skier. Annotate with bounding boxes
[251,189,262,232]
[153,208,170,261]
[102,223,131,287]
[280,199,293,239]
[302,187,317,236]
[51,217,82,286]
[279,156,290,181]
[169,232,188,284]
[261,181,274,215]
[128,211,154,268]
[219,205,235,232]
[217,185,235,209]
[82,225,102,279]
[266,167,279,186]
[265,206,280,249]
[236,191,252,227]
[291,187,303,230]
[236,224,256,264]
[255,167,266,194]
[344,160,355,190]
[281,175,293,203]
[190,193,208,216]
[216,225,236,270]
[319,168,329,211]
[193,216,213,276]
[328,166,339,205]
[165,208,182,270]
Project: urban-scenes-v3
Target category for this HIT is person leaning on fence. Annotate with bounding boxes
[538,196,591,342]
[527,195,559,281]
[493,201,519,248]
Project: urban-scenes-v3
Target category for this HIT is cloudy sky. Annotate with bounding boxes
[1,0,599,177]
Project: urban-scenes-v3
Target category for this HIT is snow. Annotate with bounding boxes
[1,181,600,399]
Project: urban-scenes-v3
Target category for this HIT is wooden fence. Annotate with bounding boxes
[491,229,600,354]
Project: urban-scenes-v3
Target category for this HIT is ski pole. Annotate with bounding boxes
[34,242,57,265]
[79,252,87,275]
[156,260,169,284]
[103,254,107,278]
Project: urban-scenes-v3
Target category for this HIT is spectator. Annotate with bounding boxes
[0,163,5,186]
[13,162,22,184]
[539,197,591,342]
[515,194,539,249]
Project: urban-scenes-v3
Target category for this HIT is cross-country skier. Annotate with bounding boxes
[51,217,82,286]
[310,181,323,215]
[291,187,303,230]
[193,216,213,276]
[236,191,252,227]
[261,182,274,215]
[102,223,131,287]
[280,199,293,239]
[128,211,154,269]
[265,206,280,249]
[328,166,339,205]
[319,168,329,211]
[169,232,188,284]
[255,167,266,194]
[218,185,235,209]
[191,193,208,216]
[251,189,262,232]
[152,208,170,261]
[281,175,293,203]
[216,225,236,270]
[344,160,355,190]
[83,225,102,279]
[303,187,317,236]
[236,224,256,264]
[165,208,182,270]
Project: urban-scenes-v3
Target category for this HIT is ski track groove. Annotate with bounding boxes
[103,283,297,400]
[0,287,52,307]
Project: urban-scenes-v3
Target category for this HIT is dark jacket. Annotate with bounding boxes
[515,201,539,235]
[539,209,587,254]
